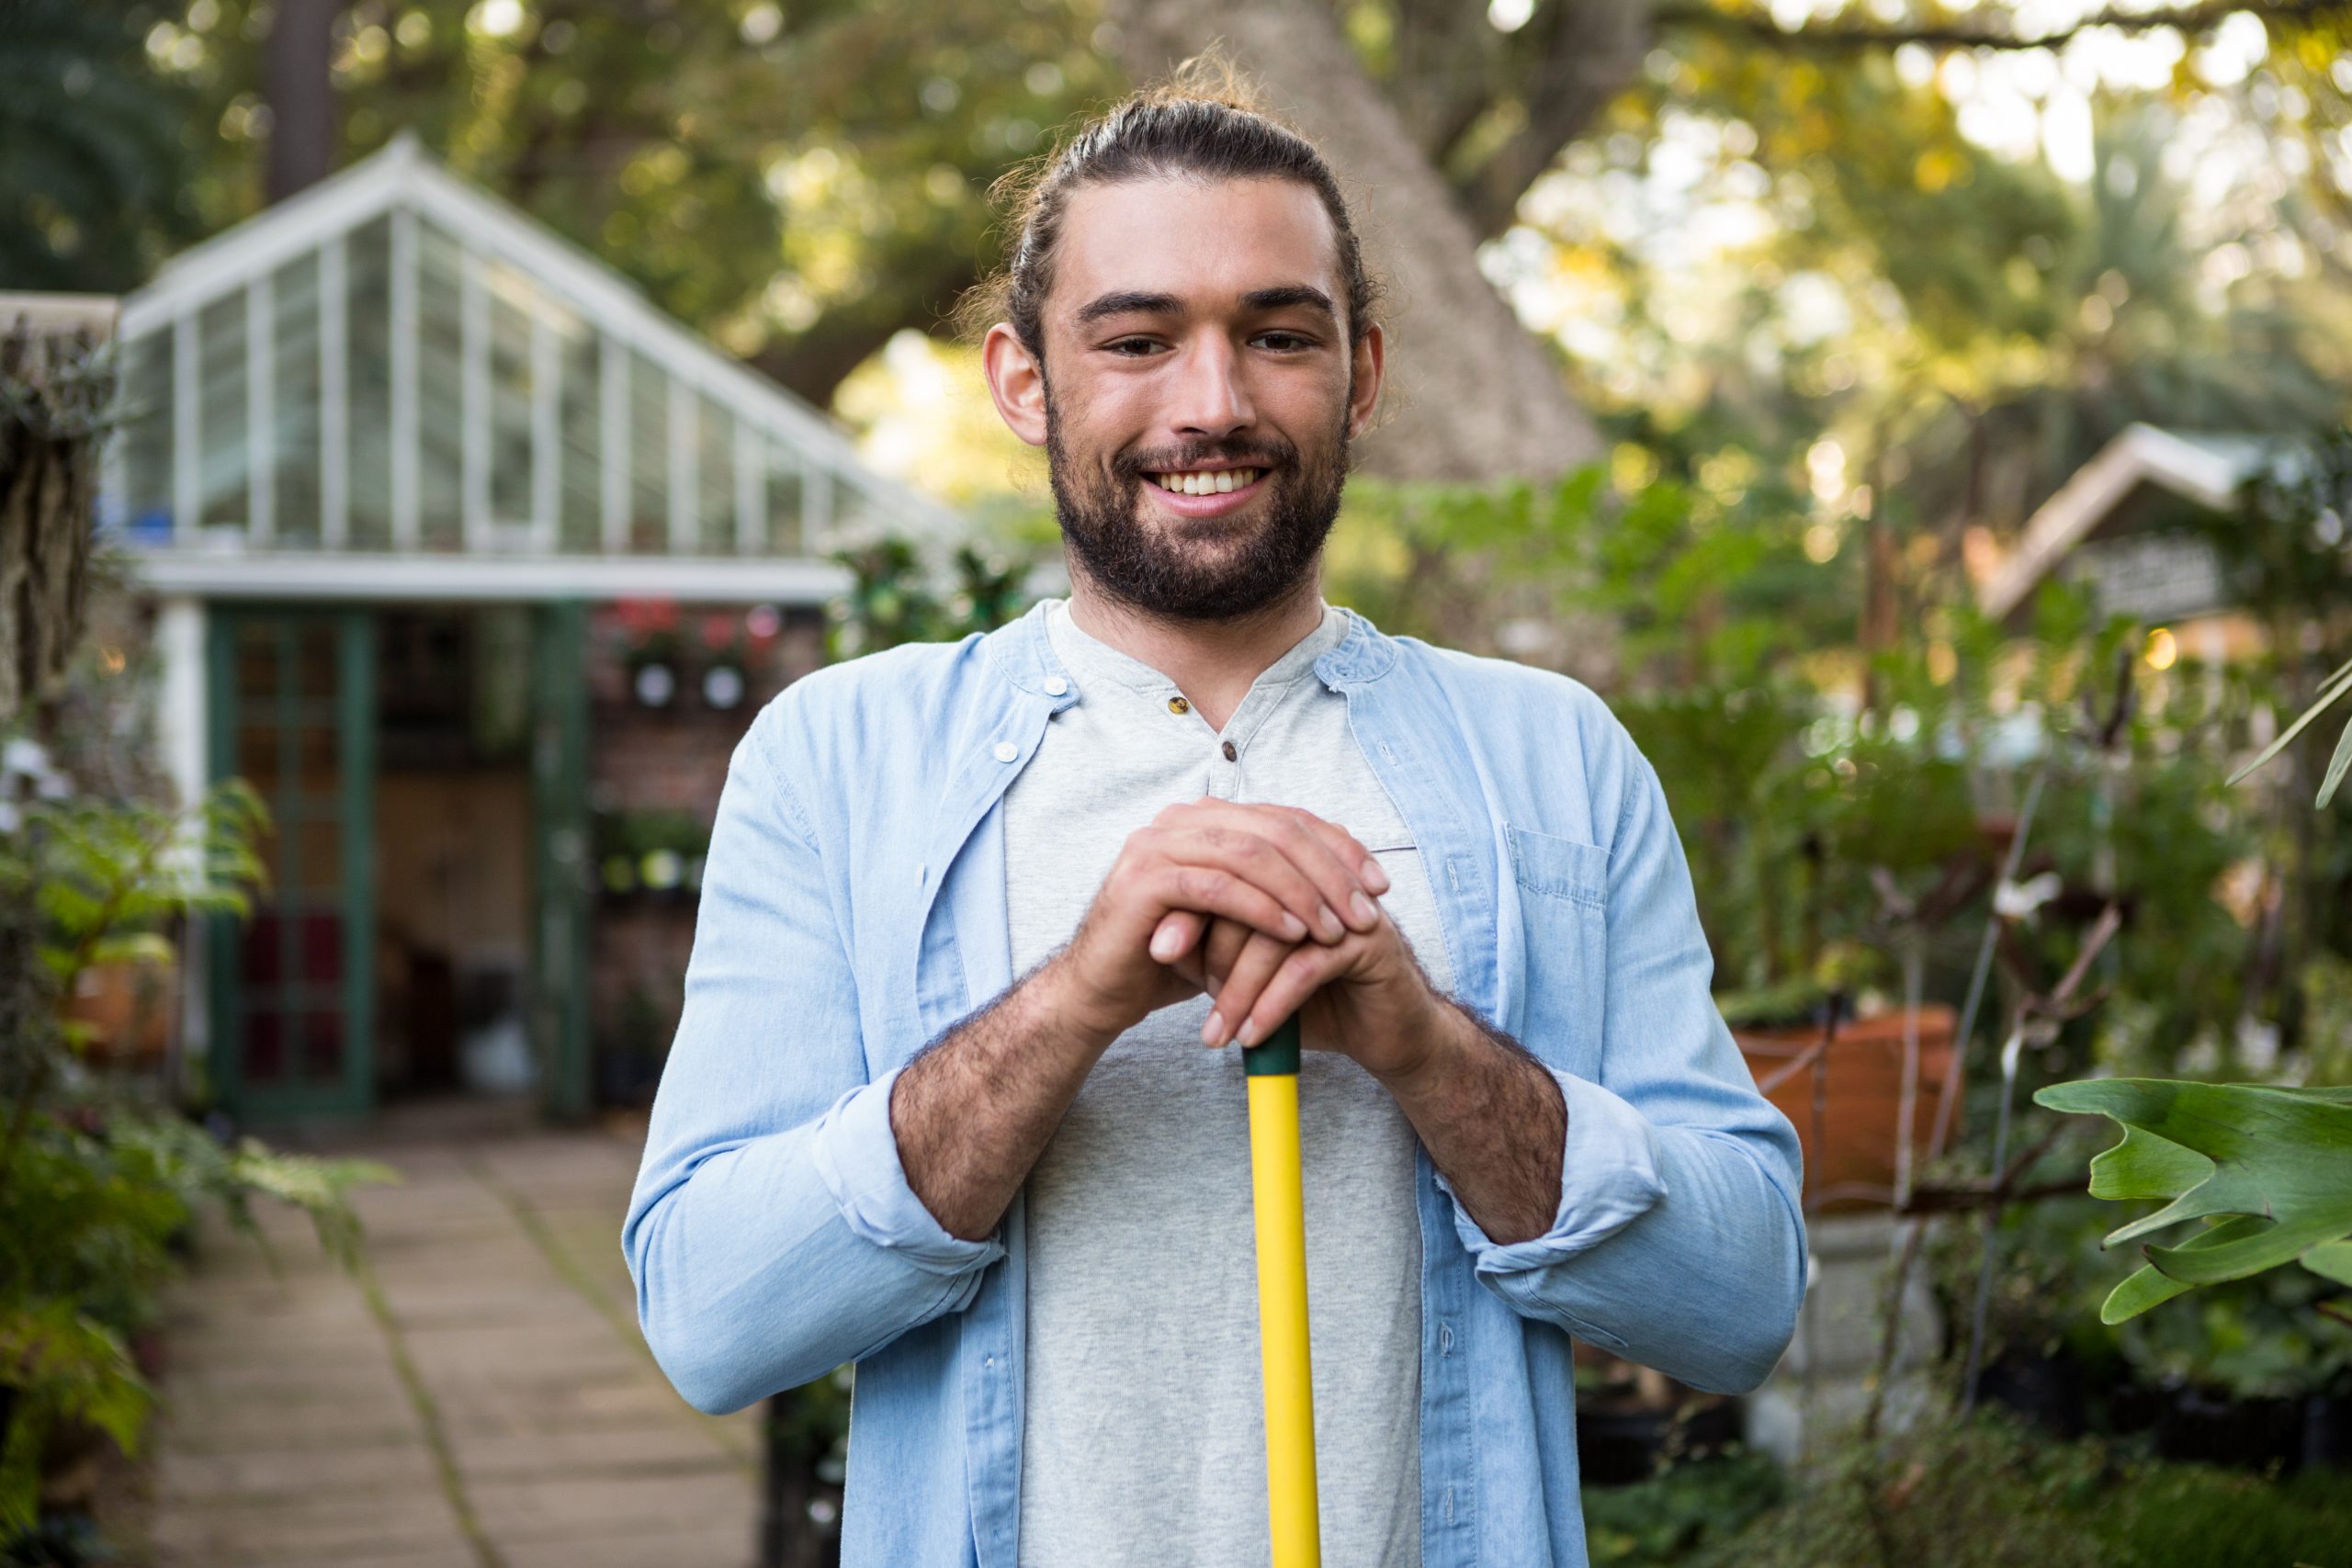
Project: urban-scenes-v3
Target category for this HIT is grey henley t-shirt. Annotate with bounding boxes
[1005,597,1448,1568]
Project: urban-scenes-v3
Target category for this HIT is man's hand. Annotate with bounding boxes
[1161,897,1448,1082]
[1154,812,1570,1247]
[893,798,1394,1241]
[1050,798,1394,1044]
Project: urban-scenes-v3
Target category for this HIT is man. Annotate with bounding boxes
[624,73,1804,1568]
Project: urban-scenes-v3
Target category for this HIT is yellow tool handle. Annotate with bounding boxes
[1245,1018,1320,1568]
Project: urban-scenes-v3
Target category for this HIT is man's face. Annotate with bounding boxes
[984,175,1384,621]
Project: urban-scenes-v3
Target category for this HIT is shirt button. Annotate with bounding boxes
[1440,1322,1453,1353]
[1043,676,1068,696]
[1168,695,1190,715]
[992,740,1018,762]
[1221,740,1238,761]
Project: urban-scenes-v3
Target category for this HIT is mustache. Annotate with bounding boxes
[1114,440,1295,479]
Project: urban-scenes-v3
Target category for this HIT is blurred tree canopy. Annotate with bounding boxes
[15,0,2346,440]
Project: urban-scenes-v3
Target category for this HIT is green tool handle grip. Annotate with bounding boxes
[1242,1015,1302,1077]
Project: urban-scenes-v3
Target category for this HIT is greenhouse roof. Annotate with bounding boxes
[104,133,960,604]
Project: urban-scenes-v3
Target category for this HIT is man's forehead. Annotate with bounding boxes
[1050,175,1344,322]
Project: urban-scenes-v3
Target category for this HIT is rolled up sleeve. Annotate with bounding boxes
[1436,1065,1667,1271]
[1460,744,1805,1394]
[622,707,1001,1416]
[809,1065,1004,1273]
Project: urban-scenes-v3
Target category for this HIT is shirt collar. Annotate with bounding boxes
[981,592,1397,701]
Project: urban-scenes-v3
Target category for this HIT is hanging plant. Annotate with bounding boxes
[697,611,746,711]
[613,599,682,709]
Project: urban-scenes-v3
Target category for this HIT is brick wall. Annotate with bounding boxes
[583,604,828,1102]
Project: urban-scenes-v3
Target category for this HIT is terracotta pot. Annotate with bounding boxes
[1732,1004,1956,1212]
[61,955,178,1066]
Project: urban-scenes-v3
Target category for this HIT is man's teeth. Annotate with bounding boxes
[1150,468,1262,496]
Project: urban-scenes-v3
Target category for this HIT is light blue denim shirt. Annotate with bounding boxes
[622,602,1805,1568]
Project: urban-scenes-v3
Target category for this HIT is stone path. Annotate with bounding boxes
[148,1102,763,1568]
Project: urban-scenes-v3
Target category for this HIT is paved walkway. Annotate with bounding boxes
[148,1101,763,1568]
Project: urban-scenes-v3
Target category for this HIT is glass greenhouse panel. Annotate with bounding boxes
[195,290,248,535]
[415,219,465,549]
[628,348,668,552]
[696,393,734,555]
[271,251,322,547]
[763,445,804,558]
[559,326,601,553]
[487,265,536,527]
[346,216,394,551]
[114,329,174,540]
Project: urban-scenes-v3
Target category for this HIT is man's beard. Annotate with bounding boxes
[1044,390,1349,622]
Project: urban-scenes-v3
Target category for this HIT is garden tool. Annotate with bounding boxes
[1243,1014,1320,1568]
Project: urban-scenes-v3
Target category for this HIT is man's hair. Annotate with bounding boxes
[954,53,1384,366]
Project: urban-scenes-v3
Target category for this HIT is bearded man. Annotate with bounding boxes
[624,71,1804,1568]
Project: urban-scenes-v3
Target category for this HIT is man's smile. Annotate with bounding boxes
[1147,467,1266,495]
[1136,465,1273,520]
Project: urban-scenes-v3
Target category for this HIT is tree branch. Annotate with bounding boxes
[1655,0,2346,53]
[1457,0,1656,239]
[748,248,981,410]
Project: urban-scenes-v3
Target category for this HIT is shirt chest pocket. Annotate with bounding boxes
[1505,823,1609,1075]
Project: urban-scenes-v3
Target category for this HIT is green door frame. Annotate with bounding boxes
[529,599,592,1122]
[204,604,378,1122]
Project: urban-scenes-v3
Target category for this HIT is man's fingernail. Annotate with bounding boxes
[1317,903,1342,940]
[1363,858,1392,894]
[1203,1012,1227,1047]
[1281,911,1307,940]
[1235,1018,1261,1048]
[1151,930,1179,958]
[1351,891,1378,924]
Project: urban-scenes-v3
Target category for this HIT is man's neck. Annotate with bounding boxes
[1063,572,1328,732]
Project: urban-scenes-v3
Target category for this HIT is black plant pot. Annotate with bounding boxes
[1975,1348,2087,1439]
[2155,1383,2304,1472]
[1577,1406,1671,1485]
[2301,1393,2352,1471]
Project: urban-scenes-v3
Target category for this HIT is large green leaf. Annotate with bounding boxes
[2033,1078,2352,1322]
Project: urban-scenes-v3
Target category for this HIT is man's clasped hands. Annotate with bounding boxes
[1051,799,1449,1085]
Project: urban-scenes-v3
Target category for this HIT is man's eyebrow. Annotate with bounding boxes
[1073,290,1184,327]
[1239,285,1337,322]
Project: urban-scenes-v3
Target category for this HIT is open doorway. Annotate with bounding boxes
[373,605,537,1105]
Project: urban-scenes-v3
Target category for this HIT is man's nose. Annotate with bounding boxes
[1169,336,1254,441]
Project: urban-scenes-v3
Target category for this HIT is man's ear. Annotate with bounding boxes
[983,321,1049,448]
[1346,322,1385,442]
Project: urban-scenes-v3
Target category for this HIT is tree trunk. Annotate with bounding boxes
[265,0,345,203]
[1102,0,1605,484]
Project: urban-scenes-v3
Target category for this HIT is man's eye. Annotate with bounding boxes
[1105,338,1161,356]
[1255,333,1313,352]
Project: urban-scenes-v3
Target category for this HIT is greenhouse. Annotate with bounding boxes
[94,134,961,1125]
[104,130,954,592]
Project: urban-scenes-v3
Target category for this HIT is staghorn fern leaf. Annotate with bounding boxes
[2035,1078,2352,1322]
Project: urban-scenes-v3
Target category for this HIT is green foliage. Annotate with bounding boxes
[2033,1078,2352,1324]
[11,780,268,998]
[0,2,199,292]
[1685,1415,2352,1568]
[2114,1264,2352,1402]
[1579,1450,1787,1568]
[0,761,391,1544]
[96,0,1120,404]
[0,1098,394,1538]
[827,539,1029,659]
[0,1303,146,1542]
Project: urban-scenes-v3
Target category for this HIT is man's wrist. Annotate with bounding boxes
[1368,987,1474,1100]
[1024,951,1126,1061]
